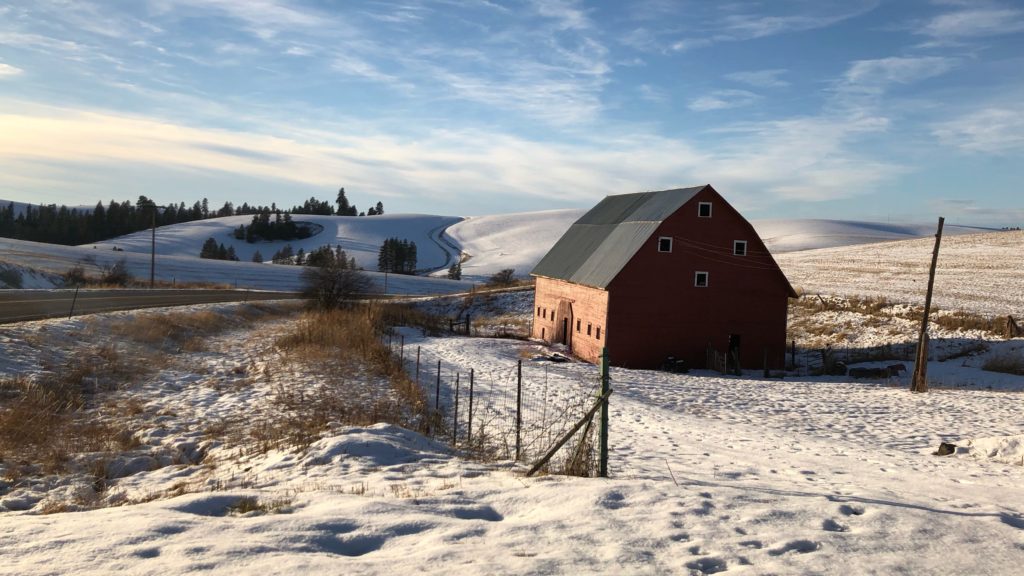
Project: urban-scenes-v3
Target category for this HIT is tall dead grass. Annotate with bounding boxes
[263,304,431,451]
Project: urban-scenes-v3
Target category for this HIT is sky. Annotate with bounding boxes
[0,0,1022,225]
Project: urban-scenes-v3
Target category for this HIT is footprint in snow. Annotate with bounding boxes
[768,539,821,556]
[685,557,728,574]
[839,504,866,517]
[822,519,849,532]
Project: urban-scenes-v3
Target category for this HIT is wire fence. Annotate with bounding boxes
[387,334,602,476]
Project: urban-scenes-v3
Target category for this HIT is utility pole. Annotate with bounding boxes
[911,217,944,393]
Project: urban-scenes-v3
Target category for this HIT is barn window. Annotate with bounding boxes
[657,237,672,253]
[587,323,592,336]
[576,319,581,332]
[733,240,747,256]
[694,271,709,287]
[698,202,712,218]
[596,327,602,340]
[537,306,541,316]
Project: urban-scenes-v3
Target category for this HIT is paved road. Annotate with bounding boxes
[0,289,302,324]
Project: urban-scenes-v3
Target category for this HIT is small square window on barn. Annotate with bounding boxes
[657,236,672,253]
[576,319,581,332]
[733,240,747,256]
[596,326,602,340]
[698,202,712,218]
[694,271,709,287]
[587,323,592,336]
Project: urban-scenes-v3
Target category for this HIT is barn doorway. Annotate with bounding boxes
[561,318,569,345]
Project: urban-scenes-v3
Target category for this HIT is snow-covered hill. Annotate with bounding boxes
[89,213,463,274]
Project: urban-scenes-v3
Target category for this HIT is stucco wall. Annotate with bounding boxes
[532,277,609,364]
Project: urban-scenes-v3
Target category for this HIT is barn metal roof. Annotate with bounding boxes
[531,186,706,289]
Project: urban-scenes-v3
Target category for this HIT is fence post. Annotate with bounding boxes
[599,347,609,478]
[400,335,405,364]
[68,286,80,319]
[468,368,474,444]
[453,372,460,444]
[416,347,421,387]
[465,314,470,335]
[435,359,442,412]
[515,359,523,461]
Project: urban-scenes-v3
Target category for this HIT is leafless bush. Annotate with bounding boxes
[100,258,132,286]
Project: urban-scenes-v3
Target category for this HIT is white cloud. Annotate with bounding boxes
[531,0,592,31]
[637,84,667,103]
[725,69,789,89]
[932,107,1024,154]
[689,90,760,112]
[0,63,23,77]
[920,7,1024,38]
[839,56,956,98]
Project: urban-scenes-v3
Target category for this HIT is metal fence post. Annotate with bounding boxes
[467,368,474,444]
[516,359,523,461]
[453,372,460,444]
[435,359,442,412]
[416,346,421,386]
[68,286,80,319]
[599,347,609,478]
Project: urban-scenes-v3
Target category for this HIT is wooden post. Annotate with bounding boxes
[911,217,944,393]
[400,335,405,364]
[599,347,609,478]
[416,347,421,386]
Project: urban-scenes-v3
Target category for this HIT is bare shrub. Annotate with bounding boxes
[487,268,517,287]
[62,265,88,287]
[0,266,23,288]
[301,262,372,310]
[100,258,132,286]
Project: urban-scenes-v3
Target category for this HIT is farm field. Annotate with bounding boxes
[2,219,1023,574]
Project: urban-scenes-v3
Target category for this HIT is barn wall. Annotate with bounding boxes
[606,186,792,370]
[532,277,609,364]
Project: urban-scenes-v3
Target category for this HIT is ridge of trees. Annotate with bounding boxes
[377,237,418,274]
[0,187,385,246]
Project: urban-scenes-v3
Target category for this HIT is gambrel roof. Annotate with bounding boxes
[531,185,705,289]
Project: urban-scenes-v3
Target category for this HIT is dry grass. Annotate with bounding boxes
[251,304,432,453]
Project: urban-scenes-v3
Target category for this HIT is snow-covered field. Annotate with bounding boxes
[2,210,1023,574]
[1,297,1023,575]
[778,230,1024,318]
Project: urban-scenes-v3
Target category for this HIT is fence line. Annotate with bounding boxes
[386,332,601,475]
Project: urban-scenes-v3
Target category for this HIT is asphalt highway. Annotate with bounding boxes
[0,289,302,324]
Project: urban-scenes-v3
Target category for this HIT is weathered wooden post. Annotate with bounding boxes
[415,346,421,386]
[911,217,944,393]
[68,286,80,319]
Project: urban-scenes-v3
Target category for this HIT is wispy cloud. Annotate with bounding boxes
[689,90,760,112]
[637,84,668,103]
[838,56,957,98]
[932,106,1024,154]
[919,6,1024,39]
[0,63,23,77]
[725,69,789,89]
[149,0,335,40]
[530,0,592,31]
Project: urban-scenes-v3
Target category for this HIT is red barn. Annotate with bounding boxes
[530,184,796,370]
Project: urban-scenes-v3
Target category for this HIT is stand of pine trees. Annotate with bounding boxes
[1,188,388,247]
[377,238,417,274]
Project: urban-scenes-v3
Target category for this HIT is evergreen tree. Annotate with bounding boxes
[252,250,263,263]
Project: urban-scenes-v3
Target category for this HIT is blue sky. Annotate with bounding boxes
[0,0,1022,225]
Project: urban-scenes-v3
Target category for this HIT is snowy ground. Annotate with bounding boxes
[2,292,1023,574]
